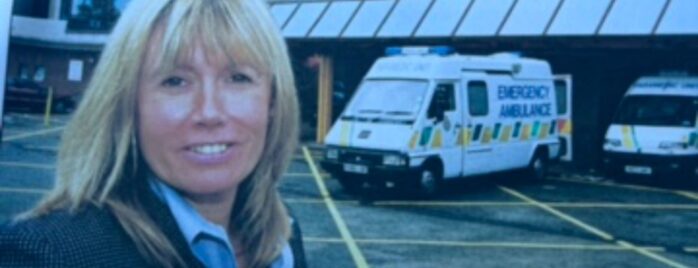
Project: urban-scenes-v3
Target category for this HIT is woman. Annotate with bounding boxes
[0,0,303,267]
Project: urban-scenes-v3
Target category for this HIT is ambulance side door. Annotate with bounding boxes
[425,82,463,179]
[462,78,497,176]
[554,75,573,161]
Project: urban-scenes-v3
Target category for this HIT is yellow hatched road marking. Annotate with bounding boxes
[0,187,48,194]
[304,236,664,251]
[499,186,690,268]
[284,198,698,210]
[302,146,369,268]
[2,127,64,142]
[551,177,698,201]
[0,161,55,170]
[675,191,698,201]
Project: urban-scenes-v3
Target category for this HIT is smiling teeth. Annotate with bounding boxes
[192,144,229,155]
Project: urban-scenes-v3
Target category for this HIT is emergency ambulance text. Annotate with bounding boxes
[497,85,552,118]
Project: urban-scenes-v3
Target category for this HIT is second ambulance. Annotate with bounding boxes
[603,75,698,181]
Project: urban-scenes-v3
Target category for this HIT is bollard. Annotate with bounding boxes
[44,87,53,127]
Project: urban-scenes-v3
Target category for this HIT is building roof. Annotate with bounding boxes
[271,0,698,39]
[9,0,698,49]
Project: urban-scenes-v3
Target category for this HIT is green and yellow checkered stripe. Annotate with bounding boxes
[412,119,568,149]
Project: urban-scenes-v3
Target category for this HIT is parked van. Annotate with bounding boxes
[320,47,572,195]
[602,75,698,181]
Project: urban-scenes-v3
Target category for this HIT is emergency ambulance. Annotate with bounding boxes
[320,47,573,195]
[602,75,698,181]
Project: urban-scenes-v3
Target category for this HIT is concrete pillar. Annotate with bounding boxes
[49,0,62,19]
[316,55,333,144]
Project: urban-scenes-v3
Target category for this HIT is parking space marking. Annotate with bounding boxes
[674,191,698,201]
[548,203,698,210]
[0,187,48,194]
[0,161,55,170]
[303,236,665,251]
[302,146,369,268]
[283,198,326,204]
[1,127,64,142]
[499,186,691,268]
[551,177,698,199]
[284,173,329,178]
[284,198,698,210]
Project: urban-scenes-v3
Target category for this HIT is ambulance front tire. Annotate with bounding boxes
[417,163,441,197]
[527,150,548,181]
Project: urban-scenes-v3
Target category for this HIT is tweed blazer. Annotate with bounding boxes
[0,185,307,268]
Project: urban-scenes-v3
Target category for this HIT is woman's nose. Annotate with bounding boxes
[192,80,224,128]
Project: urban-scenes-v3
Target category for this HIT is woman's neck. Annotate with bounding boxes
[183,188,238,228]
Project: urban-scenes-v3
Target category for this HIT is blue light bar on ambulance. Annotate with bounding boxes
[385,46,455,56]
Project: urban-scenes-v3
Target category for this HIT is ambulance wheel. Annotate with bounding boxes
[337,176,362,194]
[527,151,548,181]
[418,166,440,197]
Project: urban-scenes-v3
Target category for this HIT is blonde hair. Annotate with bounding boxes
[26,0,299,267]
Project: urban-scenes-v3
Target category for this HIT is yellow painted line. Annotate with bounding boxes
[500,186,690,268]
[615,240,689,268]
[552,176,698,202]
[0,187,48,194]
[2,126,64,142]
[498,186,615,241]
[372,201,529,207]
[675,191,698,201]
[548,203,698,210]
[303,236,664,251]
[552,176,698,196]
[357,239,664,251]
[284,198,698,210]
[282,198,328,204]
[304,237,345,243]
[302,146,369,268]
[284,172,330,178]
[0,161,55,170]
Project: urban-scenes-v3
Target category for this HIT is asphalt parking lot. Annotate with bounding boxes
[1,113,698,267]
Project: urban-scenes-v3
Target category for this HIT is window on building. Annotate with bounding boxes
[18,64,31,80]
[33,65,46,82]
[64,0,132,32]
[468,81,489,116]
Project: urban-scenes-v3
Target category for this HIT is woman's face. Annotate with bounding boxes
[137,37,271,198]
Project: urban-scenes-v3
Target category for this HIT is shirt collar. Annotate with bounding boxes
[148,175,233,249]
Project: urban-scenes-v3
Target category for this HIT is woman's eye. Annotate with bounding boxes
[161,76,186,87]
[230,73,252,83]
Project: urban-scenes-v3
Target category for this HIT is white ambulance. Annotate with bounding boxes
[320,47,573,195]
[602,75,698,181]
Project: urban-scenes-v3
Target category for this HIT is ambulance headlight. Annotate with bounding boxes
[659,141,688,150]
[383,154,407,166]
[326,149,339,160]
[604,138,621,147]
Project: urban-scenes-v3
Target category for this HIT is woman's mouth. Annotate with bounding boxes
[190,143,231,155]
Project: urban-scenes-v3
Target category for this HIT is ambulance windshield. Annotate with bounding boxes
[343,80,428,121]
[613,95,697,127]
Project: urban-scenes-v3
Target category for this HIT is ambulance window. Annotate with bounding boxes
[554,81,567,115]
[468,81,488,116]
[435,84,456,111]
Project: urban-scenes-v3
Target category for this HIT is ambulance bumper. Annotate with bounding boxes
[320,146,419,188]
[602,152,698,179]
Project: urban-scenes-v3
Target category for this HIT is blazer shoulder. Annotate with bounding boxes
[0,205,147,267]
